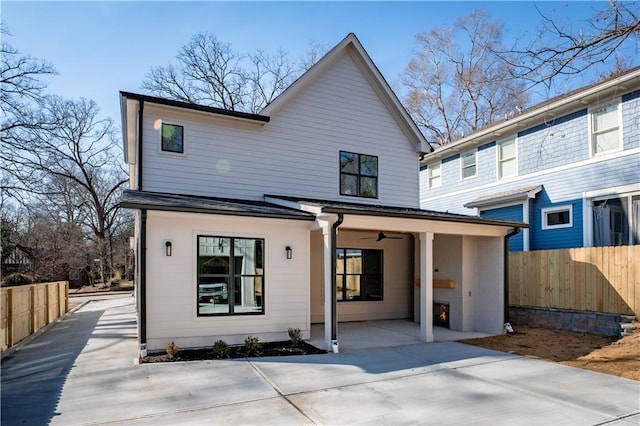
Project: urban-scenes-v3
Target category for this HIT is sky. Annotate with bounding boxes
[3,1,625,127]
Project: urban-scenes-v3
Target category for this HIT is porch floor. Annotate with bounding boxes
[310,319,495,352]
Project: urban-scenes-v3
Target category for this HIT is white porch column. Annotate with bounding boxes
[419,232,434,342]
[322,223,333,351]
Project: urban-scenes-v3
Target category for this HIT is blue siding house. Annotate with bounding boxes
[420,67,640,251]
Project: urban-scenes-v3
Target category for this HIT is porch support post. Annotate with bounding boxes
[322,223,333,351]
[419,232,434,343]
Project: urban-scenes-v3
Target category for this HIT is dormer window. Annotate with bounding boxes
[161,123,184,153]
[340,151,378,198]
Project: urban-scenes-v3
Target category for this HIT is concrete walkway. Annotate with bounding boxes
[2,295,638,425]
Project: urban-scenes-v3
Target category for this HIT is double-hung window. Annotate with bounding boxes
[497,136,517,179]
[428,162,442,188]
[340,151,378,198]
[461,150,477,179]
[197,236,264,316]
[336,248,383,301]
[590,101,621,155]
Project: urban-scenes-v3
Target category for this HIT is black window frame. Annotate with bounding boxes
[161,122,184,154]
[197,235,265,317]
[339,151,378,198]
[336,248,383,302]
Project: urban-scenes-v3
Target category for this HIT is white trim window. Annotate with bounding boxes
[542,205,573,230]
[428,162,442,188]
[497,136,517,179]
[461,150,477,179]
[590,100,622,156]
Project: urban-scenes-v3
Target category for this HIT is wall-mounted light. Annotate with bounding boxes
[285,245,292,260]
[165,241,172,256]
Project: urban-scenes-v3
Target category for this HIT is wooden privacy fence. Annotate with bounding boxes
[509,246,639,317]
[1,281,69,352]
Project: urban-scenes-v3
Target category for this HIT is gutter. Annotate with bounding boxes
[330,213,344,344]
[504,228,521,324]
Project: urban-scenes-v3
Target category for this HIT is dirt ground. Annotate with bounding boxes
[459,322,640,381]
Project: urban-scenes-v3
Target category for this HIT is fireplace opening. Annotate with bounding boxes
[433,301,450,328]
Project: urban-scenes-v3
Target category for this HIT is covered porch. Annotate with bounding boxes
[266,195,525,352]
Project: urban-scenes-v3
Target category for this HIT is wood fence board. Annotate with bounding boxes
[1,282,69,352]
[509,246,639,317]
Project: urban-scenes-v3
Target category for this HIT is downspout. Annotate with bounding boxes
[139,209,147,349]
[330,213,344,343]
[137,100,144,191]
[504,228,521,324]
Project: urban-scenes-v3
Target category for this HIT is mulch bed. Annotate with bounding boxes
[141,341,326,363]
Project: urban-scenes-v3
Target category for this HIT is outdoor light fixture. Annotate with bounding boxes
[285,245,292,260]
[165,241,172,256]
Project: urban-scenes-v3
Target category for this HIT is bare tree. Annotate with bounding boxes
[1,27,57,205]
[142,32,299,113]
[401,9,529,146]
[502,1,639,89]
[4,96,128,282]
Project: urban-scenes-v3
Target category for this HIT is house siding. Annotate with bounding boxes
[144,210,311,351]
[529,194,583,250]
[480,205,524,251]
[141,52,419,207]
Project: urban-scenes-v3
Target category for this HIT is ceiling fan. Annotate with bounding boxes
[362,232,403,242]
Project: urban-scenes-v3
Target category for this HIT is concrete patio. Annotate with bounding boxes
[2,294,639,425]
[310,319,492,352]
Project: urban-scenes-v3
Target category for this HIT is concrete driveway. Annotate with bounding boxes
[2,295,639,425]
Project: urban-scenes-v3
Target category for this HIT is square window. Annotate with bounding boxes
[197,235,264,316]
[339,151,378,198]
[542,205,573,230]
[161,123,184,153]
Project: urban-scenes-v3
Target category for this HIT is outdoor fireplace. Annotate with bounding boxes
[433,301,450,328]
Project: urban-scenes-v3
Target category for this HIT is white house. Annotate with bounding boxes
[120,33,525,353]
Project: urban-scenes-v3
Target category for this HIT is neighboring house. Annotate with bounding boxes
[420,67,640,251]
[120,33,525,353]
[1,245,33,280]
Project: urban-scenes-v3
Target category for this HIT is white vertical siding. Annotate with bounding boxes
[140,52,419,207]
[144,211,311,351]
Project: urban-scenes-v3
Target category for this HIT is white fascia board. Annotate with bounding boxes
[122,96,139,165]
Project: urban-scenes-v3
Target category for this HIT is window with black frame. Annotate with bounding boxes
[197,236,264,316]
[336,248,382,301]
[340,151,378,198]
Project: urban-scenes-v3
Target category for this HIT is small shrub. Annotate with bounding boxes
[212,340,230,359]
[243,335,262,356]
[166,341,180,358]
[2,273,33,287]
[288,327,303,348]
